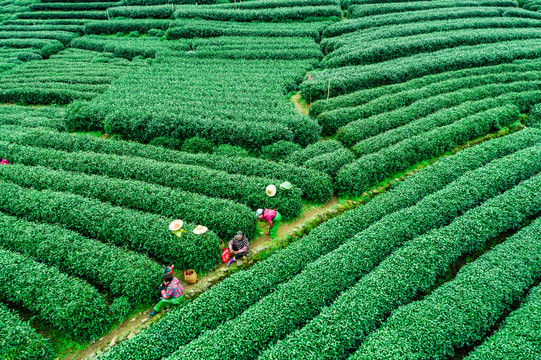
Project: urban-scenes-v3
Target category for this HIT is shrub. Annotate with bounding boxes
[97,128,541,360]
[337,105,520,195]
[0,211,162,304]
[84,19,173,35]
[304,148,355,177]
[181,136,215,154]
[149,136,183,150]
[526,103,541,128]
[148,28,165,37]
[0,303,54,360]
[261,140,301,161]
[127,30,140,37]
[285,139,343,164]
[17,51,42,62]
[0,247,110,340]
[214,144,249,157]
[108,5,174,18]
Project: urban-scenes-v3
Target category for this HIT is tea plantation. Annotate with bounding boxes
[1,0,541,358]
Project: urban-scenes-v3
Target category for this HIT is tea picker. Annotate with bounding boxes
[256,184,284,240]
[226,231,250,267]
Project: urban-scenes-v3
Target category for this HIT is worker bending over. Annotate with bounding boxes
[256,208,281,239]
[149,273,183,317]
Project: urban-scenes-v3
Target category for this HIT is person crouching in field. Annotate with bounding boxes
[149,273,183,317]
[256,208,281,239]
[227,231,249,267]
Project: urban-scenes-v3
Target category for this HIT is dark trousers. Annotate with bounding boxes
[232,244,247,260]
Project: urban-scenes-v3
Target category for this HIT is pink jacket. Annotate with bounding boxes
[161,277,183,299]
[261,209,276,227]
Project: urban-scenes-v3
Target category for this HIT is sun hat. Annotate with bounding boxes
[193,225,208,234]
[280,181,292,190]
[169,219,184,231]
[256,208,263,216]
[266,184,277,197]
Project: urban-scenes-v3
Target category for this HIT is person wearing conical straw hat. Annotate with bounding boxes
[256,208,281,239]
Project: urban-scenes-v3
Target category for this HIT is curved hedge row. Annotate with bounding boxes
[320,70,541,136]
[84,19,172,34]
[173,5,341,22]
[31,2,121,11]
[5,19,85,25]
[0,30,78,45]
[0,141,302,219]
[0,163,256,239]
[0,303,54,360]
[349,0,515,18]
[301,39,541,101]
[166,121,536,360]
[0,24,85,34]
[304,148,354,177]
[109,5,174,18]
[308,59,541,119]
[337,105,520,195]
[263,147,541,360]
[353,92,540,156]
[97,128,541,360]
[0,211,161,303]
[465,285,541,360]
[165,20,322,39]
[285,139,344,165]
[213,0,339,10]
[124,0,215,4]
[0,127,331,202]
[0,37,63,49]
[325,28,541,68]
[321,17,541,55]
[0,178,221,272]
[337,81,541,147]
[17,11,108,19]
[352,196,541,360]
[0,247,110,340]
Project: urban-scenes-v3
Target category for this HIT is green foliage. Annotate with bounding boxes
[167,123,540,360]
[526,103,541,128]
[181,136,215,154]
[65,57,320,148]
[0,211,161,303]
[0,140,302,219]
[262,145,541,360]
[304,148,354,177]
[0,176,221,272]
[352,203,541,360]
[285,139,343,164]
[0,247,110,340]
[124,0,215,4]
[147,28,164,37]
[0,37,61,49]
[337,105,520,195]
[352,92,541,156]
[465,285,541,359]
[0,161,256,238]
[214,144,249,157]
[97,128,541,360]
[173,5,341,22]
[1,127,331,202]
[261,140,301,161]
[149,136,183,150]
[336,81,541,147]
[16,50,41,61]
[109,5,174,19]
[301,39,541,101]
[84,19,172,35]
[0,30,77,45]
[30,2,121,11]
[17,10,108,19]
[164,19,323,39]
[212,0,339,10]
[0,105,63,128]
[0,303,54,360]
[348,0,515,18]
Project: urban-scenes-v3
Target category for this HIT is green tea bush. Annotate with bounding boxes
[167,125,538,360]
[301,39,541,101]
[41,41,65,58]
[125,0,215,4]
[349,0,515,18]
[0,211,161,303]
[264,148,541,360]
[352,203,541,360]
[0,178,221,272]
[214,144,249,157]
[148,28,164,37]
[5,19,85,25]
[17,10,108,19]
[0,303,54,360]
[261,140,301,161]
[149,136,183,150]
[0,247,110,340]
[109,5,174,18]
[353,92,540,156]
[321,18,541,55]
[0,30,77,45]
[31,2,121,11]
[1,127,331,202]
[0,37,62,49]
[97,128,541,360]
[465,285,541,360]
[325,28,541,68]
[285,139,344,164]
[181,136,215,154]
[337,105,519,195]
[308,59,541,119]
[304,148,354,177]
[164,20,322,39]
[0,141,302,219]
[17,51,42,61]
[0,162,256,238]
[173,5,341,22]
[336,81,541,147]
[526,103,541,128]
[0,105,63,128]
[212,0,339,10]
[318,69,541,135]
[85,19,172,34]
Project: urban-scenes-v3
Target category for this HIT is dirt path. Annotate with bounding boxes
[69,196,338,360]
[291,93,309,116]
